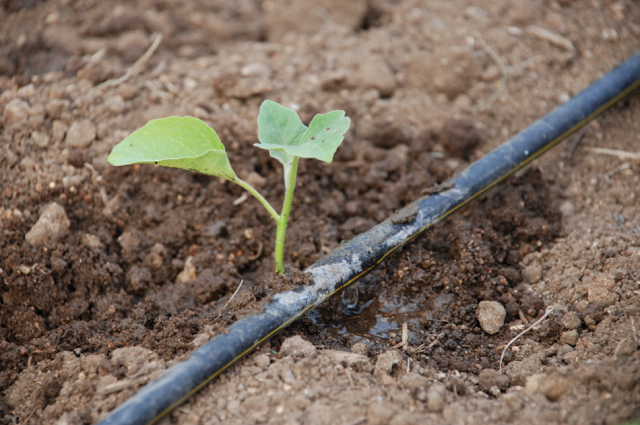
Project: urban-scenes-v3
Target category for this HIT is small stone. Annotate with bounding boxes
[562,311,581,330]
[254,354,270,371]
[16,84,35,99]
[176,256,197,283]
[585,272,617,305]
[52,120,68,143]
[559,200,575,218]
[477,301,506,334]
[3,98,30,122]
[45,98,70,119]
[104,95,125,113]
[522,264,542,284]
[19,157,36,171]
[240,63,272,78]
[81,233,104,251]
[31,131,50,149]
[559,330,579,347]
[574,299,589,312]
[25,203,70,246]
[66,120,96,148]
[280,335,317,358]
[351,342,370,357]
[426,383,446,412]
[62,174,86,188]
[489,386,501,397]
[246,171,266,189]
[374,350,403,377]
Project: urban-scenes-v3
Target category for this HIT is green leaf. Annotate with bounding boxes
[254,101,350,163]
[107,116,237,181]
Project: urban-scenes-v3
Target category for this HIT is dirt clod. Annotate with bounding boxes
[476,301,506,335]
[25,202,70,246]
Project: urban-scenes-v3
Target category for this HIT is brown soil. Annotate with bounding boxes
[1,0,639,424]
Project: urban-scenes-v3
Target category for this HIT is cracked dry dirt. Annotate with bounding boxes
[1,0,640,424]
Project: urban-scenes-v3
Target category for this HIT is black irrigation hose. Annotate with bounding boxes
[100,50,640,425]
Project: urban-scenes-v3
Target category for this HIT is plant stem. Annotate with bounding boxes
[274,156,300,274]
[235,179,280,222]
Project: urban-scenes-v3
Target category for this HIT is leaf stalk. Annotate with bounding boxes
[274,156,300,274]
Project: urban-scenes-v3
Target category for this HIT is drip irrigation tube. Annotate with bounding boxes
[100,50,640,425]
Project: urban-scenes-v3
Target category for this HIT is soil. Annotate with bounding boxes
[1,0,640,424]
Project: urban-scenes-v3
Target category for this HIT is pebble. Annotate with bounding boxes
[426,383,446,412]
[62,174,86,189]
[559,200,575,218]
[253,354,270,371]
[3,98,30,122]
[559,330,579,346]
[31,131,50,149]
[52,120,69,143]
[25,203,70,246]
[246,171,266,189]
[280,335,317,359]
[476,301,506,334]
[19,157,36,171]
[351,342,370,357]
[240,63,272,79]
[81,233,104,251]
[16,83,35,99]
[66,120,96,148]
[45,98,70,119]
[176,256,197,283]
[374,350,403,377]
[522,264,542,285]
[586,272,617,305]
[562,311,581,330]
[104,95,125,114]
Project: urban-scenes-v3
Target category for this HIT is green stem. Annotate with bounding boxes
[274,156,300,274]
[235,178,280,222]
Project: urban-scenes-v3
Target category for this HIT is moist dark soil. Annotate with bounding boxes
[1,0,640,424]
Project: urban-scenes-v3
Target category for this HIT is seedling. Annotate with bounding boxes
[108,100,350,274]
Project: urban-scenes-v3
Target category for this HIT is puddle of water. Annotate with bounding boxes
[306,290,427,340]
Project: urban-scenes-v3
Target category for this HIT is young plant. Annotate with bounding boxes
[107,100,350,274]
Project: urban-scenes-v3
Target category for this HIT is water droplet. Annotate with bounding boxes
[524,150,529,155]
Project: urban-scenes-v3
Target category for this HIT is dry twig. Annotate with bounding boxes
[91,33,162,93]
[500,307,553,374]
[587,147,640,161]
[223,280,244,310]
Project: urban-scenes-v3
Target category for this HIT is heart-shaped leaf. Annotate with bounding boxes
[254,101,350,163]
[107,116,237,181]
